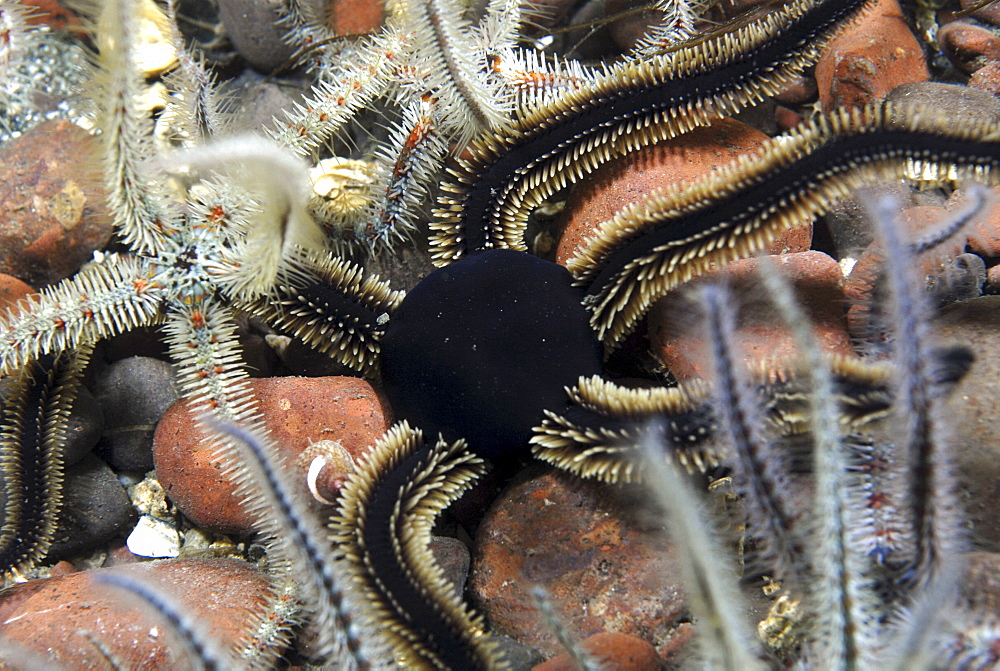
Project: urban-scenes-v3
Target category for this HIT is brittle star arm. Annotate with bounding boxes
[0,347,92,577]
[239,250,404,379]
[569,103,1000,349]
[0,255,166,377]
[530,356,897,484]
[431,0,877,263]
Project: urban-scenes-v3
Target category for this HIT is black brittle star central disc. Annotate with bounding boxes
[380,249,603,460]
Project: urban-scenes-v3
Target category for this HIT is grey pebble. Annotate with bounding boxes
[886,82,1000,126]
[62,386,103,467]
[930,252,986,308]
[93,357,180,472]
[217,0,296,73]
[492,634,545,670]
[430,535,471,594]
[227,75,308,136]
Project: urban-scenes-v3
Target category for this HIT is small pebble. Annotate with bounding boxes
[228,75,309,136]
[969,60,1000,95]
[928,252,986,307]
[103,537,146,567]
[326,0,385,36]
[61,385,105,467]
[430,536,471,595]
[126,515,182,558]
[0,274,36,314]
[939,20,1000,74]
[961,0,1000,27]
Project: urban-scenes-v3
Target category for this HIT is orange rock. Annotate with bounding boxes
[966,187,1000,258]
[0,273,36,315]
[555,118,809,266]
[844,203,970,341]
[815,0,928,111]
[0,559,279,669]
[470,469,688,657]
[328,0,385,36]
[20,0,84,33]
[534,631,660,671]
[47,560,76,577]
[970,60,1000,96]
[649,251,854,382]
[961,0,1000,26]
[0,120,112,286]
[940,21,1000,74]
[153,376,391,534]
[988,264,1000,293]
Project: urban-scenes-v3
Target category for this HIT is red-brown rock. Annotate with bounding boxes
[961,0,1000,27]
[328,0,384,36]
[649,251,853,382]
[605,0,663,52]
[0,273,36,314]
[47,560,76,578]
[775,105,805,132]
[774,74,818,105]
[20,0,84,32]
[470,469,689,657]
[533,631,660,670]
[844,203,971,341]
[987,264,1000,293]
[815,0,928,111]
[966,187,1000,258]
[555,119,809,266]
[0,559,279,668]
[970,60,1000,95]
[0,120,112,286]
[153,376,391,534]
[939,20,1000,74]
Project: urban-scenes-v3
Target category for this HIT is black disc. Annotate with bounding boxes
[380,249,603,460]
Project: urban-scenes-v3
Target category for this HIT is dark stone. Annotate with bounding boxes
[430,535,471,594]
[491,634,544,670]
[929,252,986,308]
[380,249,604,461]
[47,454,137,560]
[93,357,180,472]
[886,82,1000,125]
[228,76,309,135]
[217,0,296,73]
[62,386,103,467]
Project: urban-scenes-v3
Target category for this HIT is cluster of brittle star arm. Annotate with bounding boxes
[2,0,1000,667]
